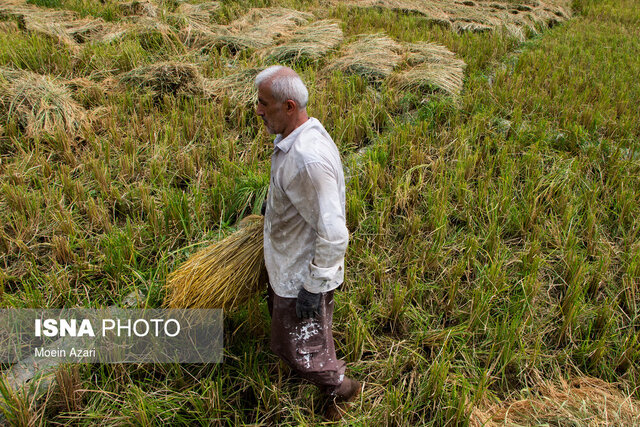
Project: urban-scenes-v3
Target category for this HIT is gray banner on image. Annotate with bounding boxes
[0,309,223,363]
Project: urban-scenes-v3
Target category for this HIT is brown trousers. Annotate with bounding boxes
[267,285,346,392]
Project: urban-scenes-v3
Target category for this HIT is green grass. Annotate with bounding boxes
[1,0,640,424]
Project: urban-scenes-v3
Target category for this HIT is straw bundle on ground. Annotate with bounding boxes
[65,18,112,43]
[67,77,108,108]
[0,20,19,32]
[324,34,403,82]
[389,42,466,97]
[0,0,80,50]
[120,62,214,98]
[213,8,313,52]
[118,0,158,18]
[404,41,460,66]
[261,20,344,64]
[390,61,465,98]
[0,67,87,139]
[206,67,261,105]
[165,215,267,310]
[331,0,571,40]
[0,0,134,48]
[176,1,220,23]
[470,376,640,426]
[174,2,222,48]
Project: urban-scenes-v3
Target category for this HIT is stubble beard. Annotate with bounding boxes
[262,119,277,135]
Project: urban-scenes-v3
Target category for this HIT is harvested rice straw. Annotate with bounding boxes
[206,68,261,105]
[64,18,112,43]
[118,0,158,18]
[0,1,79,51]
[120,62,214,97]
[261,20,344,63]
[390,62,465,98]
[174,1,224,48]
[165,215,267,310]
[331,0,571,39]
[404,41,460,66]
[213,8,313,51]
[176,1,220,23]
[389,41,466,98]
[0,67,87,138]
[0,21,19,32]
[178,22,227,50]
[324,34,403,82]
[470,376,640,426]
[0,0,163,48]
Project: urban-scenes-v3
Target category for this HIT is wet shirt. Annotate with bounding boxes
[264,117,348,298]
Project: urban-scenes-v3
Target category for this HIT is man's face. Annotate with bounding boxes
[256,82,288,135]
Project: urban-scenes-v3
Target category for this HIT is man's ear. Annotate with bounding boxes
[285,99,297,113]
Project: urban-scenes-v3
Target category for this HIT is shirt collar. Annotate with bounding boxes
[274,117,315,153]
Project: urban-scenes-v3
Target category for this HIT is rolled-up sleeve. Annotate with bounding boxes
[285,162,349,293]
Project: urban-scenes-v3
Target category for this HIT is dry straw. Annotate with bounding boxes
[120,62,214,98]
[0,0,182,50]
[165,215,267,310]
[325,34,403,82]
[118,0,158,18]
[212,8,313,51]
[0,0,81,51]
[174,1,222,49]
[0,67,87,139]
[332,0,571,40]
[261,20,344,63]
[390,42,466,98]
[206,67,261,105]
[176,1,220,24]
[470,376,640,426]
[0,0,153,50]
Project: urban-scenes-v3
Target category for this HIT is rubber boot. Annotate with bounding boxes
[324,377,362,421]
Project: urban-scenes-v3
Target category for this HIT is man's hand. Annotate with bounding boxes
[296,288,322,319]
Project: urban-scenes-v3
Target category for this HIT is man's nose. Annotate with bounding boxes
[256,104,263,116]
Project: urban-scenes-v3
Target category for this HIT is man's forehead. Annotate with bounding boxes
[257,82,275,101]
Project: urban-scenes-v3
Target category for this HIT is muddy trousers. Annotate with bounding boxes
[267,285,346,393]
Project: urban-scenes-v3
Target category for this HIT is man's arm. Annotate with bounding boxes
[285,161,349,294]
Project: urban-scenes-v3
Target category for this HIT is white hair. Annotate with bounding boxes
[254,65,309,109]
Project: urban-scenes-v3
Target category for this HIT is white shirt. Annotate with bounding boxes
[264,117,349,298]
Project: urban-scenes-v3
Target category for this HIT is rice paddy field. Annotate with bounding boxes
[0,0,639,424]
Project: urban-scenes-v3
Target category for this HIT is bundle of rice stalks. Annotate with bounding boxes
[65,18,112,44]
[324,34,403,82]
[389,42,466,97]
[390,61,465,98]
[116,17,183,52]
[176,1,220,24]
[118,0,158,18]
[169,2,222,48]
[0,0,128,48]
[67,77,108,108]
[0,67,87,139]
[165,215,267,310]
[0,20,19,32]
[177,23,224,50]
[120,62,213,97]
[213,8,313,52]
[331,0,571,40]
[470,376,640,426]
[206,67,261,105]
[404,41,460,66]
[0,0,80,50]
[261,20,344,64]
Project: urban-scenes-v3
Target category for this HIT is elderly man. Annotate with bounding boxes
[255,65,361,420]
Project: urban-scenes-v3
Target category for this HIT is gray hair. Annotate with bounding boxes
[254,65,309,109]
